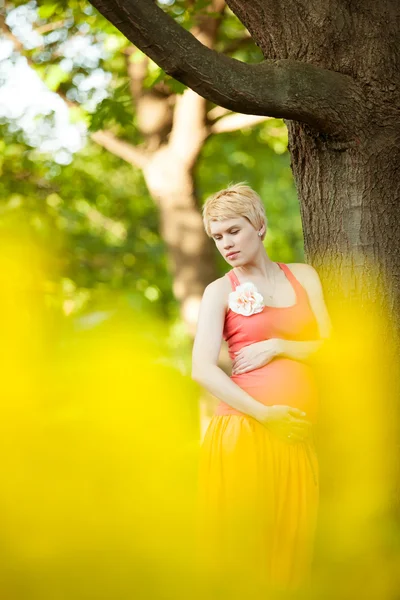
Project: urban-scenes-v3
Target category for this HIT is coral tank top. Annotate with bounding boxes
[215,262,320,423]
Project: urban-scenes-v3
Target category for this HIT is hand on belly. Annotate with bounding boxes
[231,358,319,424]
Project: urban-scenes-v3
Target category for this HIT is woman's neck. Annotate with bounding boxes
[234,253,277,279]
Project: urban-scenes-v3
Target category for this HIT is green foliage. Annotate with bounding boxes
[88,83,133,131]
[2,0,302,330]
[43,64,70,90]
[37,2,59,19]
[0,127,175,320]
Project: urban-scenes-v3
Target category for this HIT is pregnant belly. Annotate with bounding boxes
[215,358,319,423]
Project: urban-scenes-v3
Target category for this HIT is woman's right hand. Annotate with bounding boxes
[256,405,312,442]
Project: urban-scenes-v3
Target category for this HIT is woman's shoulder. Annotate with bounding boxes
[286,262,323,294]
[202,273,232,308]
[205,273,232,294]
[286,262,320,278]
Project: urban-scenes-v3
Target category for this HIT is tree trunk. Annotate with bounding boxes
[288,116,400,513]
[143,144,217,336]
[287,120,400,321]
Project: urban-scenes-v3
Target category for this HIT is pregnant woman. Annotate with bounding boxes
[192,183,331,593]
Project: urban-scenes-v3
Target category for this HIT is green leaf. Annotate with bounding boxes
[88,86,133,132]
[143,66,165,89]
[44,65,70,91]
[38,3,58,19]
[164,76,186,94]
[192,0,212,12]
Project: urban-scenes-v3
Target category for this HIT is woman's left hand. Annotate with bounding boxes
[232,339,282,375]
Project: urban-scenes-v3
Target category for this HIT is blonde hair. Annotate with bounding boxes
[202,182,267,238]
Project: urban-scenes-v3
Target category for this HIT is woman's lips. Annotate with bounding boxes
[227,252,239,259]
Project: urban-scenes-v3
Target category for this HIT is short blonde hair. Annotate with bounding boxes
[202,182,267,238]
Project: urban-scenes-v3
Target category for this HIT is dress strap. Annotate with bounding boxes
[276,262,307,297]
[226,269,240,291]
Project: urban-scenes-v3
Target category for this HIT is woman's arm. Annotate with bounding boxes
[275,339,324,361]
[191,279,269,422]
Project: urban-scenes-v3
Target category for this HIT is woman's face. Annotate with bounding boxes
[209,216,262,265]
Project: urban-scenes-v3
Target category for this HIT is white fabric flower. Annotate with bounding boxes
[228,282,264,316]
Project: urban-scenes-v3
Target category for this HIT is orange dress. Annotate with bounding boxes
[196,263,320,592]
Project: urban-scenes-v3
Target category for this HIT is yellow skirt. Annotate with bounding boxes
[195,415,319,593]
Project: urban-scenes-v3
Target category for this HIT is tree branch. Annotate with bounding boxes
[0,14,23,51]
[91,130,149,168]
[36,20,66,35]
[211,113,270,134]
[167,0,224,166]
[168,90,207,168]
[88,0,363,138]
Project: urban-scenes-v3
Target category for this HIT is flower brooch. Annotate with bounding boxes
[228,282,264,316]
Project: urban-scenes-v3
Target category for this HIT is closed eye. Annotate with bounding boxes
[214,230,239,240]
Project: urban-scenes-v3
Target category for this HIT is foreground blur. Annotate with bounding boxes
[0,233,399,599]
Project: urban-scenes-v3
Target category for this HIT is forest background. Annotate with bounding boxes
[1,0,304,419]
[1,1,398,599]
